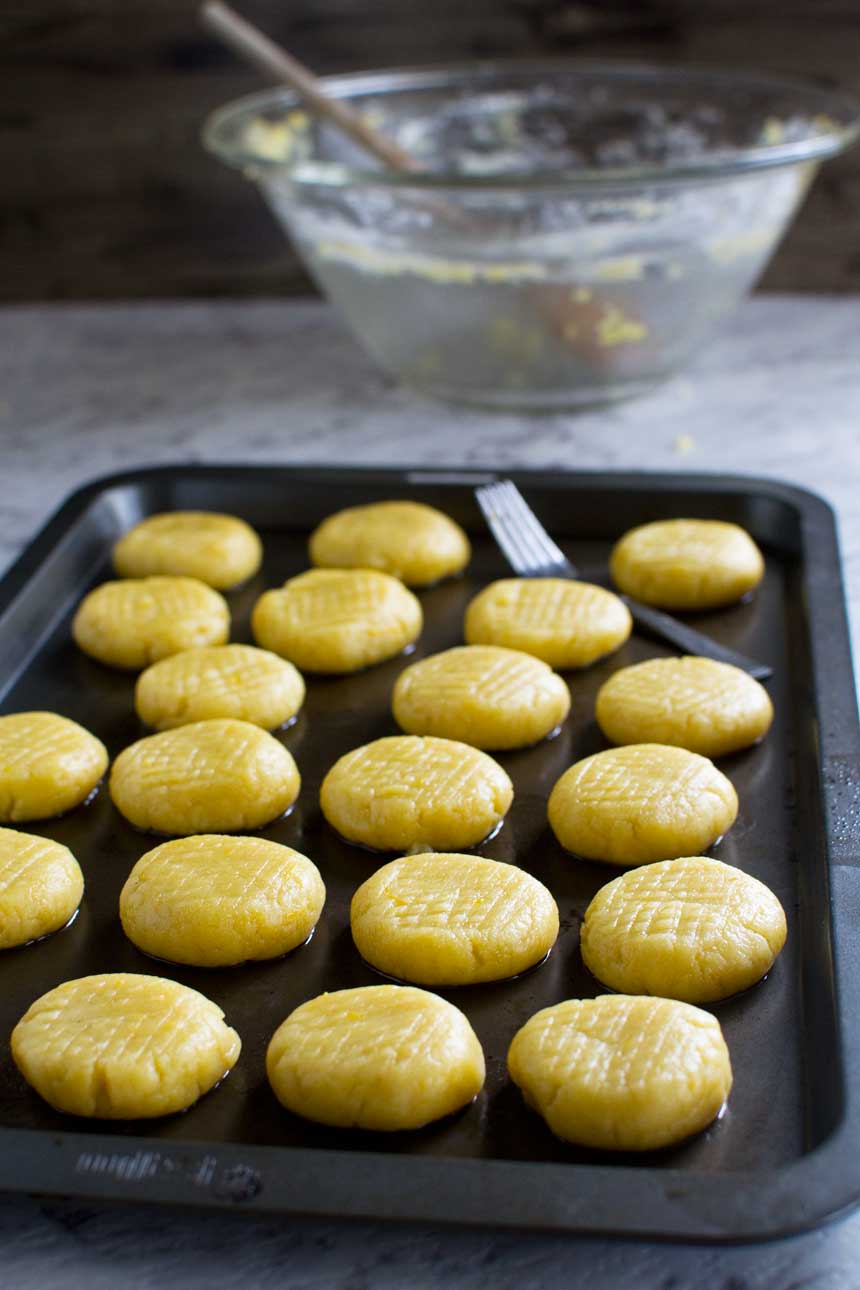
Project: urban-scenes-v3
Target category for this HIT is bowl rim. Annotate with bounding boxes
[202,58,860,190]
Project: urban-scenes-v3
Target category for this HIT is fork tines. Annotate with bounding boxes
[475,480,572,578]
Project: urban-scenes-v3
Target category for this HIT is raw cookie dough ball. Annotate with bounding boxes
[113,511,262,590]
[547,744,737,866]
[120,835,324,967]
[266,985,484,1130]
[351,853,559,985]
[0,712,108,822]
[465,578,632,670]
[135,644,305,731]
[392,645,570,751]
[508,995,732,1151]
[610,518,764,610]
[109,719,300,834]
[581,857,787,1002]
[11,973,240,1118]
[73,577,230,670]
[321,735,513,853]
[596,656,773,758]
[309,500,470,587]
[0,827,84,949]
[252,569,422,674]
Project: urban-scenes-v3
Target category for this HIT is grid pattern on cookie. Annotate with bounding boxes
[330,737,506,809]
[18,976,229,1068]
[122,722,266,783]
[126,836,313,910]
[115,515,261,588]
[110,721,297,834]
[400,647,558,708]
[563,746,722,811]
[475,580,623,634]
[313,503,463,565]
[0,830,69,893]
[602,658,761,727]
[0,714,96,776]
[141,646,299,707]
[276,571,416,634]
[124,513,244,544]
[84,578,224,627]
[358,856,547,933]
[589,860,754,947]
[623,521,751,571]
[589,858,783,952]
[272,988,463,1070]
[519,997,719,1093]
[112,722,288,803]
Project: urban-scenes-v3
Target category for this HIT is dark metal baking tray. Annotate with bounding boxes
[0,464,858,1242]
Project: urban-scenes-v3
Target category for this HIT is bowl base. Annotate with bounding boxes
[402,375,663,414]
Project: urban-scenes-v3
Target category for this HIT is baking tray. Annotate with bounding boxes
[0,463,858,1243]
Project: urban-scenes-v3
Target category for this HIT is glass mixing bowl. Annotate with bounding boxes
[204,62,859,410]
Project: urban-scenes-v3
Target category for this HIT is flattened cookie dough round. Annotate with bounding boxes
[508,995,732,1151]
[596,656,773,758]
[581,856,787,1003]
[12,973,240,1118]
[321,735,512,852]
[309,500,470,587]
[135,644,305,731]
[266,985,484,1130]
[113,511,262,589]
[0,827,83,949]
[73,577,229,670]
[351,853,559,985]
[547,744,737,866]
[0,712,108,822]
[392,645,570,750]
[110,719,300,834]
[610,518,764,610]
[120,835,324,967]
[252,569,421,674]
[465,578,632,670]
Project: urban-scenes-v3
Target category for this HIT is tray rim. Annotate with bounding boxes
[0,461,858,1244]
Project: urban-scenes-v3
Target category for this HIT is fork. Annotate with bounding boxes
[475,480,772,681]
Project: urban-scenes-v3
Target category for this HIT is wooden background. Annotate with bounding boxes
[3,0,859,301]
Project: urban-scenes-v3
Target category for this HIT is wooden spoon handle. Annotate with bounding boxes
[200,0,422,173]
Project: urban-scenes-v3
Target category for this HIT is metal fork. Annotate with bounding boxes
[475,480,772,681]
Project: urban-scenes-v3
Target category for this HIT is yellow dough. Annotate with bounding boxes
[120,835,325,967]
[266,985,485,1130]
[508,995,732,1151]
[135,644,305,731]
[351,853,559,985]
[0,827,83,949]
[320,735,513,852]
[596,656,774,757]
[610,519,764,610]
[112,511,262,589]
[109,719,300,834]
[309,500,470,586]
[547,744,737,865]
[11,973,240,1119]
[392,645,570,750]
[0,712,108,822]
[580,856,787,1003]
[252,569,422,674]
[464,578,632,669]
[73,577,230,670]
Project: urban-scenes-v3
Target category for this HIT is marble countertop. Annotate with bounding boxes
[0,295,858,1288]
